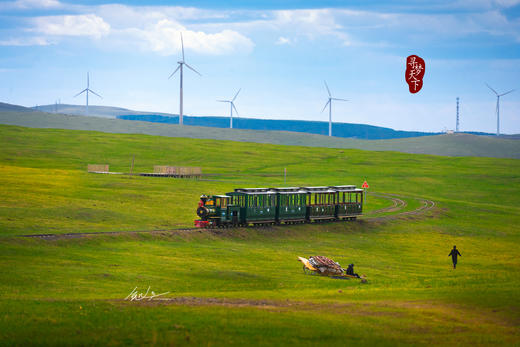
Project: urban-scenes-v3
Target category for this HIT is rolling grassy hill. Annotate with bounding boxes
[36,103,444,140]
[0,124,519,345]
[1,106,519,159]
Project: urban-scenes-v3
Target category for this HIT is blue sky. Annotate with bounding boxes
[0,0,519,133]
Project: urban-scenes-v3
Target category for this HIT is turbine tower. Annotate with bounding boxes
[322,81,348,137]
[486,83,515,136]
[456,97,459,132]
[169,32,201,125]
[74,72,102,116]
[217,89,241,129]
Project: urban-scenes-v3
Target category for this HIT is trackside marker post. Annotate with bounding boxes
[362,180,369,204]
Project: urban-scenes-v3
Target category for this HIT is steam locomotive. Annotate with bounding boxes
[195,185,363,228]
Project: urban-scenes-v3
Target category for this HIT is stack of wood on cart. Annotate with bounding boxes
[308,256,344,275]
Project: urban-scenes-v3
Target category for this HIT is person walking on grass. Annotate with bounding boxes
[449,245,461,269]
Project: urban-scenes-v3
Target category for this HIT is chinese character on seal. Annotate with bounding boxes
[405,55,425,93]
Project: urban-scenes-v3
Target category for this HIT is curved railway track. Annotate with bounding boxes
[362,192,435,221]
[19,192,436,240]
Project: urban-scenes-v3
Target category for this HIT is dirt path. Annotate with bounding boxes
[19,192,435,240]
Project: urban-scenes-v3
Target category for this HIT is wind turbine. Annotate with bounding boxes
[74,72,102,116]
[169,32,201,125]
[486,83,515,136]
[321,81,348,137]
[217,88,241,129]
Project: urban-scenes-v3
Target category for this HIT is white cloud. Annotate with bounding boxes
[125,19,254,55]
[0,36,51,46]
[18,0,60,7]
[275,36,291,45]
[2,3,518,53]
[95,4,227,27]
[0,0,61,10]
[273,9,351,45]
[32,14,110,39]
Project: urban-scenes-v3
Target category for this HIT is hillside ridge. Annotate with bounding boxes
[0,105,518,159]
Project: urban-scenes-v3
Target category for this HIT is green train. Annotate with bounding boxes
[195,185,363,228]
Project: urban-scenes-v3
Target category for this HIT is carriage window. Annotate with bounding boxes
[221,198,228,208]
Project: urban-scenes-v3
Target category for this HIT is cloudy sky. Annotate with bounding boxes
[0,0,519,133]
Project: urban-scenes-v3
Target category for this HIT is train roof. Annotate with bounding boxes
[270,187,306,193]
[229,190,276,195]
[330,185,362,192]
[231,186,362,194]
[301,186,337,193]
[234,188,270,193]
[276,190,308,194]
[330,185,356,190]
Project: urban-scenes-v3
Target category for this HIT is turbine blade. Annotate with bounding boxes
[217,100,230,103]
[485,83,498,95]
[89,89,102,98]
[184,63,201,76]
[321,99,330,113]
[324,80,331,97]
[332,98,349,102]
[74,89,87,97]
[168,65,181,79]
[499,89,515,97]
[180,32,185,62]
[232,102,239,117]
[232,88,241,102]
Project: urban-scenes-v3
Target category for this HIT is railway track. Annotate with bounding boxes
[19,192,435,240]
[361,192,435,221]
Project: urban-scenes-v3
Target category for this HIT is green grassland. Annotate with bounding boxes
[0,124,519,345]
[2,109,520,159]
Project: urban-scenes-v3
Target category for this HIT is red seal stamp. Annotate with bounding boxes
[405,55,425,93]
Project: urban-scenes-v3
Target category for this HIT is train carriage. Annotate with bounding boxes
[330,185,363,220]
[228,188,277,225]
[270,187,307,223]
[302,186,337,221]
